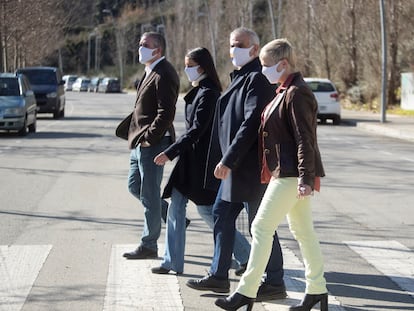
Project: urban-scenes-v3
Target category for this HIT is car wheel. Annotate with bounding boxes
[333,115,341,125]
[319,118,327,125]
[28,116,37,133]
[53,100,62,119]
[18,116,28,136]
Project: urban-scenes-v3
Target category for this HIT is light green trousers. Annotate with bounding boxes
[237,177,327,298]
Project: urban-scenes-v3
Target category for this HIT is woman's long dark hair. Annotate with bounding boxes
[186,47,222,92]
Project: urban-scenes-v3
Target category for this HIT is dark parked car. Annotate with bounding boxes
[16,67,65,119]
[88,77,103,92]
[98,77,121,93]
[0,73,37,136]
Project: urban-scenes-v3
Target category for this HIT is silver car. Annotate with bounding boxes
[0,73,37,136]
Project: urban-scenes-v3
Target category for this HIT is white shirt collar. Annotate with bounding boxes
[144,56,165,81]
[147,56,165,71]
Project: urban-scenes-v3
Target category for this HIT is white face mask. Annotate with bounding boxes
[184,65,201,82]
[230,46,254,68]
[262,61,285,84]
[139,46,157,64]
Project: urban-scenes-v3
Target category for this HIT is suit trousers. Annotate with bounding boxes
[196,204,250,266]
[237,177,327,298]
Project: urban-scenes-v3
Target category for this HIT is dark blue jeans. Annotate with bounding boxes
[209,183,284,285]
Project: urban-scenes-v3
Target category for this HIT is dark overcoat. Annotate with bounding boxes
[162,78,220,205]
[205,58,275,203]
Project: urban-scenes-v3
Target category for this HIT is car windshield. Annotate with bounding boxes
[0,78,20,96]
[19,70,57,85]
[306,81,335,92]
[68,77,77,82]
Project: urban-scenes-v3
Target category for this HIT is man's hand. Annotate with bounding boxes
[154,152,169,165]
[214,162,231,180]
[140,141,151,147]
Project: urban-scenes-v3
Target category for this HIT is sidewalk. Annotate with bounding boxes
[341,109,414,142]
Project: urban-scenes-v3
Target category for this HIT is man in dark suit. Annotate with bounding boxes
[123,32,179,260]
[186,27,286,301]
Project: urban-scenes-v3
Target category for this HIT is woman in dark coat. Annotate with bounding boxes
[151,47,250,275]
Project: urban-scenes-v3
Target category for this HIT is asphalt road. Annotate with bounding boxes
[0,91,413,311]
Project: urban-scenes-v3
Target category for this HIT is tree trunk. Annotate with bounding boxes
[1,0,7,72]
[267,0,276,39]
[303,0,311,76]
[349,0,358,87]
[387,0,400,106]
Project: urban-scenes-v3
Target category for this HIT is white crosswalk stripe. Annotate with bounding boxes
[345,240,414,298]
[103,244,183,311]
[0,245,52,311]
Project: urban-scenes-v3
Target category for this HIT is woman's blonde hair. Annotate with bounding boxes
[260,38,296,69]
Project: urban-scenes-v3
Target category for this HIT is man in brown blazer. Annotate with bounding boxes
[123,32,180,259]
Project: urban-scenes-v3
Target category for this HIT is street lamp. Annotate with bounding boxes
[102,9,123,90]
[379,0,387,123]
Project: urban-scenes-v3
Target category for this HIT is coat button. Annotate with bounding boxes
[264,149,270,154]
[263,131,268,137]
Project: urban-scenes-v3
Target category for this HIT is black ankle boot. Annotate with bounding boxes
[289,293,328,311]
[215,292,255,311]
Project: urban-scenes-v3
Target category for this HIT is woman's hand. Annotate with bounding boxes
[154,152,169,166]
[214,162,231,180]
[297,184,312,199]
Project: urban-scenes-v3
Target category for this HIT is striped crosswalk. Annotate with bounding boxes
[345,240,414,298]
[0,241,413,310]
[263,244,344,311]
[103,244,183,311]
[0,245,52,311]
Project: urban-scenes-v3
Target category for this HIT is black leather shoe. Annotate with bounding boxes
[151,266,170,274]
[289,293,328,311]
[235,263,247,276]
[256,283,287,302]
[186,274,230,293]
[215,292,255,311]
[123,245,157,259]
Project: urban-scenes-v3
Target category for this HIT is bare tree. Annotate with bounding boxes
[387,0,402,106]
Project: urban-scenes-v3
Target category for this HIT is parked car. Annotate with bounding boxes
[98,77,121,93]
[62,75,78,91]
[304,78,341,125]
[72,77,91,92]
[0,73,37,136]
[88,77,103,92]
[16,67,65,119]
